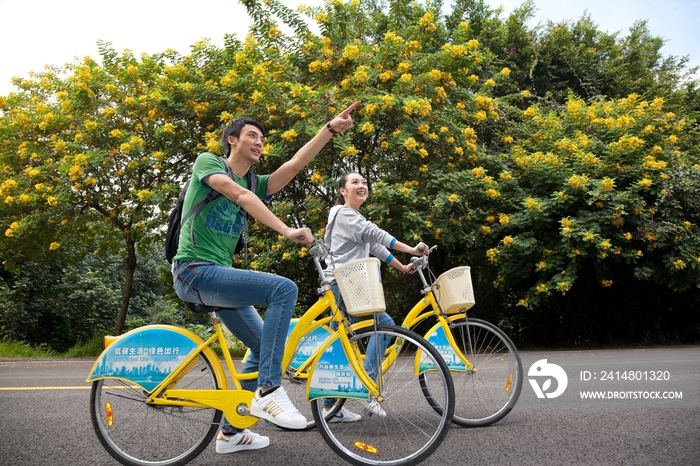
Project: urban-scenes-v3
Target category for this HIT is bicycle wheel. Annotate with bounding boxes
[90,352,222,466]
[311,324,455,466]
[423,317,523,427]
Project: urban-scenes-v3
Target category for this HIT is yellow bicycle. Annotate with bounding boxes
[87,240,455,466]
[400,245,523,427]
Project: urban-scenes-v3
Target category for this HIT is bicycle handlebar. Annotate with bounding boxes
[308,238,331,259]
[409,245,437,271]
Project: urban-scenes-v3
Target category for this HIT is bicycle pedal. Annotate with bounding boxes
[236,403,251,416]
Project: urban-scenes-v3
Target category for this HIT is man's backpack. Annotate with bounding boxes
[164,156,257,264]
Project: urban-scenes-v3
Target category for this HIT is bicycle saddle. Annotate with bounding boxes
[183,301,220,313]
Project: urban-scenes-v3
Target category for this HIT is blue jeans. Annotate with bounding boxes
[172,260,298,432]
[324,282,394,408]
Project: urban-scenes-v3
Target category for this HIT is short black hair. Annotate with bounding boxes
[221,117,265,156]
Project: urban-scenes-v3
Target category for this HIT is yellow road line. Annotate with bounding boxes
[0,386,92,391]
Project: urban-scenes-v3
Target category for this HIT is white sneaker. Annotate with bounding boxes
[215,429,269,454]
[250,386,307,429]
[323,406,362,423]
[366,397,387,417]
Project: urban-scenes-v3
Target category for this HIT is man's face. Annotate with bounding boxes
[228,124,264,162]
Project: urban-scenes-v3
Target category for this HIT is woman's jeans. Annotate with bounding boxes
[172,260,298,433]
[324,282,394,408]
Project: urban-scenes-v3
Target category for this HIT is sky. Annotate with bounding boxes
[0,0,698,97]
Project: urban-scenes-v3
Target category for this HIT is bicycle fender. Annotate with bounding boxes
[420,322,468,373]
[86,325,226,391]
[306,332,371,402]
[241,318,335,371]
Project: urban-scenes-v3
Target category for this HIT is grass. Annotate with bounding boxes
[0,337,59,358]
[0,334,106,358]
[0,332,248,358]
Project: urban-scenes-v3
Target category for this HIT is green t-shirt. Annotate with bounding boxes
[172,152,269,266]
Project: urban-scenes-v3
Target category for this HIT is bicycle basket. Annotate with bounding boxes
[433,266,475,314]
[333,257,386,316]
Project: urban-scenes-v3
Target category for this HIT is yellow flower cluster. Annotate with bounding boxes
[281,129,298,141]
[561,218,574,228]
[523,197,542,212]
[514,151,562,170]
[5,221,20,237]
[403,138,418,151]
[419,12,437,32]
[485,189,501,199]
[609,135,644,154]
[379,70,394,82]
[600,177,615,192]
[0,178,18,196]
[383,32,403,43]
[642,155,667,170]
[486,248,499,263]
[404,98,431,117]
[377,95,396,109]
[568,174,589,189]
[353,67,369,84]
[310,171,323,184]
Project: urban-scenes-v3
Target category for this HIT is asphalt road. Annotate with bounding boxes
[1,347,698,466]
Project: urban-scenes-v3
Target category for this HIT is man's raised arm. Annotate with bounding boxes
[266,101,361,196]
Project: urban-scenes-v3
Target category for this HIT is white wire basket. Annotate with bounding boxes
[433,266,476,314]
[333,257,386,316]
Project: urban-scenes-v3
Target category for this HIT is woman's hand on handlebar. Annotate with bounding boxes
[403,263,419,274]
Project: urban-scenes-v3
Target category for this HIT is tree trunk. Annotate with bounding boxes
[114,238,137,335]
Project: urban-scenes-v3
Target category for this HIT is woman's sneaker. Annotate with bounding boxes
[322,406,362,423]
[215,429,269,454]
[250,386,307,429]
[366,397,387,417]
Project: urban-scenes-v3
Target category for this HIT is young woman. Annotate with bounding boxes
[322,172,428,422]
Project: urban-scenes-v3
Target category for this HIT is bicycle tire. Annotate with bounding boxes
[90,351,222,466]
[311,324,455,466]
[421,317,523,427]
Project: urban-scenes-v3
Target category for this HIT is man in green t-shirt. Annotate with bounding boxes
[172,102,360,454]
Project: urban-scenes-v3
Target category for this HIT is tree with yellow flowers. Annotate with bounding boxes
[0,43,221,334]
[1,0,698,346]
